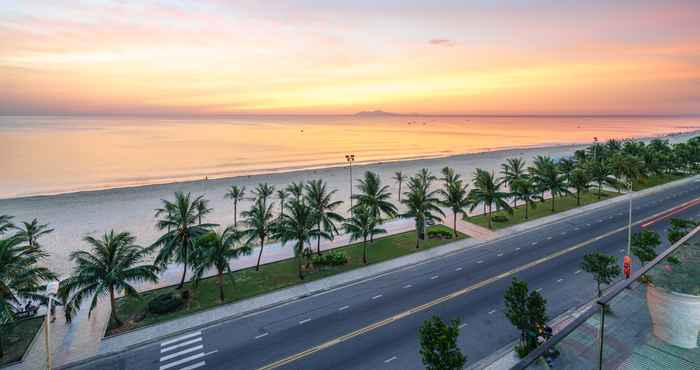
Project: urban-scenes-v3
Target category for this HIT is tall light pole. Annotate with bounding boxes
[345,154,355,217]
[45,281,59,370]
[625,178,633,279]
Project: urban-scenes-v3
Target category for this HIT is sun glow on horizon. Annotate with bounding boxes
[1,1,699,116]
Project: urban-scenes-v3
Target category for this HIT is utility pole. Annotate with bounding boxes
[345,154,355,217]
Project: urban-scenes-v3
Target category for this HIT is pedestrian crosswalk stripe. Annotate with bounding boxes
[160,345,203,362]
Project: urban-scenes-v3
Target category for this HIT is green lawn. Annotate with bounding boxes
[632,173,685,191]
[467,191,619,230]
[0,316,44,366]
[108,225,466,335]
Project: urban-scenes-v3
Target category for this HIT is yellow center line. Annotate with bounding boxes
[258,196,700,370]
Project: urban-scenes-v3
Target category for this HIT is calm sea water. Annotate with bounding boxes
[1,115,698,199]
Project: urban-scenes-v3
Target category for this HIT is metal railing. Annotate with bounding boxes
[511,224,700,370]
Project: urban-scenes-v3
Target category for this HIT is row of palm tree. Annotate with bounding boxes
[5,135,698,331]
[465,136,700,228]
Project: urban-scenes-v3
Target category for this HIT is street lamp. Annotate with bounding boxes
[625,179,633,278]
[45,281,59,370]
[345,154,355,216]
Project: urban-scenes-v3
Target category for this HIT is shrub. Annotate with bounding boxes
[427,229,453,239]
[313,251,348,266]
[147,293,184,315]
[492,215,509,223]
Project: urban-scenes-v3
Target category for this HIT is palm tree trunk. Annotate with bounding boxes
[317,222,322,256]
[0,331,4,358]
[416,228,420,249]
[363,237,368,264]
[488,205,493,229]
[233,201,238,226]
[298,244,304,280]
[551,194,556,212]
[453,213,457,238]
[598,182,602,199]
[597,281,602,298]
[255,238,265,271]
[109,287,122,327]
[398,182,402,201]
[217,272,225,302]
[577,190,581,206]
[524,201,529,219]
[178,236,188,289]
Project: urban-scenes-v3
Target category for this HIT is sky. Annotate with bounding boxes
[1,0,699,116]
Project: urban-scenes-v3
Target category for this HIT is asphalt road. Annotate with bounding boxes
[71,177,700,370]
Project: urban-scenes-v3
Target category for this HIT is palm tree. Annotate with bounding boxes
[191,227,251,302]
[402,174,445,248]
[153,192,216,289]
[393,171,407,201]
[438,176,470,237]
[529,156,570,212]
[500,158,526,206]
[558,157,576,183]
[59,231,158,327]
[608,153,641,193]
[305,180,344,256]
[286,182,305,202]
[344,206,386,264]
[0,236,56,356]
[241,199,276,271]
[468,169,512,229]
[275,199,315,280]
[12,218,53,248]
[352,171,397,242]
[252,183,275,206]
[224,185,246,226]
[440,166,459,186]
[509,178,542,220]
[276,189,289,219]
[586,160,617,199]
[569,168,591,206]
[0,215,14,235]
[195,198,213,225]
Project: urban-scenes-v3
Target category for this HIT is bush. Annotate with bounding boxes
[313,251,348,266]
[427,229,453,239]
[492,215,509,223]
[147,293,184,315]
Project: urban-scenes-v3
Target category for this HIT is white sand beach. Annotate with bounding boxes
[1,133,697,279]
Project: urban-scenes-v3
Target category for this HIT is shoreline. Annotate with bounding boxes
[3,129,698,201]
[1,130,698,279]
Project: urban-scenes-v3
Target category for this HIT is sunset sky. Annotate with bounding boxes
[2,0,699,116]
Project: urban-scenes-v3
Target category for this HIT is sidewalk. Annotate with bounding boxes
[11,174,699,370]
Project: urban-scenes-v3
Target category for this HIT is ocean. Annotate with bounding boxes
[1,114,698,199]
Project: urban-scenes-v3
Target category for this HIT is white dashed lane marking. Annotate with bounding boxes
[339,305,349,311]
[430,275,439,280]
[372,294,383,300]
[455,267,463,271]
[384,356,398,364]
[299,318,311,324]
[255,332,269,339]
[403,284,412,289]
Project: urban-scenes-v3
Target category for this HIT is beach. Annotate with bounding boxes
[2,131,698,278]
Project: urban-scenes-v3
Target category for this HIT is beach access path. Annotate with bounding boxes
[10,174,693,370]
